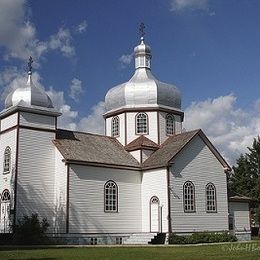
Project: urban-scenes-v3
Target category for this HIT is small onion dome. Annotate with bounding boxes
[5,71,53,109]
[105,37,181,112]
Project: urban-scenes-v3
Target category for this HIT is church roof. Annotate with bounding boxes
[142,129,230,170]
[104,37,182,114]
[54,129,230,171]
[125,135,160,151]
[54,129,140,169]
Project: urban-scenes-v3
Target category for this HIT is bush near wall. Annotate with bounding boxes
[13,213,50,245]
[168,232,237,244]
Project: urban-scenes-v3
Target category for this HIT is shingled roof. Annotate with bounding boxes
[125,135,160,151]
[142,129,230,170]
[54,129,140,169]
[54,129,230,171]
[228,190,253,202]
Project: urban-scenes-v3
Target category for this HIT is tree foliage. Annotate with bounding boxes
[229,136,260,224]
[13,213,50,245]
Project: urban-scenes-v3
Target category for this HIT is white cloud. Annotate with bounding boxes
[0,0,75,61]
[46,87,78,130]
[48,28,75,58]
[69,78,84,102]
[77,101,106,134]
[170,0,209,11]
[184,94,260,165]
[119,53,133,68]
[76,20,88,34]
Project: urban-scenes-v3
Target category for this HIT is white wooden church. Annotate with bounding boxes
[0,34,252,244]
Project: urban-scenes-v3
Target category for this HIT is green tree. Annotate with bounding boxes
[229,136,260,225]
[13,213,50,245]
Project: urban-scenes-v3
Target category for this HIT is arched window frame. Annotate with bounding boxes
[205,183,217,212]
[166,114,175,136]
[183,181,196,213]
[111,116,120,137]
[3,147,11,174]
[136,112,148,135]
[104,180,118,213]
[1,189,11,202]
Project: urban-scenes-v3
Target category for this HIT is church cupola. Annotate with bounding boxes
[5,57,53,109]
[104,24,184,146]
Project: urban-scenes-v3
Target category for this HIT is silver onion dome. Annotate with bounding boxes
[5,71,53,109]
[105,37,181,112]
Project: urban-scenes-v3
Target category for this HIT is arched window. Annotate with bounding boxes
[104,181,118,212]
[166,114,175,135]
[111,116,120,137]
[3,147,11,174]
[183,181,195,212]
[206,183,217,212]
[1,190,11,201]
[136,112,148,134]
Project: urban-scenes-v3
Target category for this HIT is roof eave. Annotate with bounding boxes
[64,159,141,171]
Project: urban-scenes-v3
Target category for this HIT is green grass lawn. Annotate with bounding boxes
[0,241,260,260]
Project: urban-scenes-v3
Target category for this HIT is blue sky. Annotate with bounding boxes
[0,0,260,164]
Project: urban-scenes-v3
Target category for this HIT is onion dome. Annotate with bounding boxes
[105,36,181,112]
[5,57,53,109]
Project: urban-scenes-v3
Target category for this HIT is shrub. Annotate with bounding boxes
[168,232,237,244]
[13,213,50,245]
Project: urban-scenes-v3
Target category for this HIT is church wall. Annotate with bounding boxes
[0,113,18,131]
[126,111,158,145]
[170,135,229,233]
[0,129,17,208]
[229,202,251,233]
[19,112,56,130]
[69,164,142,233]
[158,112,182,145]
[53,148,67,233]
[16,128,56,231]
[141,168,168,233]
[129,150,141,163]
[105,113,125,145]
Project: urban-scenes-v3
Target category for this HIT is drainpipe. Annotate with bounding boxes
[167,165,172,235]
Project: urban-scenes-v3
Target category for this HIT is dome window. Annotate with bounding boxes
[111,116,120,137]
[136,112,148,134]
[166,114,175,136]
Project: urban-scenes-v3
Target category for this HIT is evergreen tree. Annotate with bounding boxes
[229,136,260,225]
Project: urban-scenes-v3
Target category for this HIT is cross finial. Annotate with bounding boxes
[28,56,33,73]
[139,22,145,38]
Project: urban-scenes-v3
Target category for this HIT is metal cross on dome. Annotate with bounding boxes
[139,22,145,38]
[28,56,33,72]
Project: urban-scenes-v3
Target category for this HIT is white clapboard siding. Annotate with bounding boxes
[141,168,168,232]
[106,113,125,145]
[229,202,250,232]
[170,135,229,233]
[16,128,56,231]
[0,113,18,131]
[130,150,141,163]
[126,111,158,144]
[19,112,56,130]
[158,112,182,145]
[0,129,17,208]
[53,147,67,233]
[69,164,142,233]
